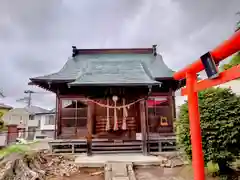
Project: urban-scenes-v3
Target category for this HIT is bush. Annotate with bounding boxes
[221,52,240,71]
[176,88,240,173]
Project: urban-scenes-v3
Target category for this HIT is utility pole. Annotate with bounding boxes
[24,90,34,107]
[16,90,35,107]
[16,90,51,107]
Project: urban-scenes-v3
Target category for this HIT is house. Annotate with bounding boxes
[0,103,12,119]
[217,79,240,95]
[2,106,49,140]
[35,108,56,139]
[29,46,182,155]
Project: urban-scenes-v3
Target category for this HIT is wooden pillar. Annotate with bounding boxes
[172,95,176,119]
[186,73,205,180]
[140,100,148,155]
[58,97,62,137]
[54,95,58,139]
[168,89,176,131]
[144,99,150,154]
[87,102,94,156]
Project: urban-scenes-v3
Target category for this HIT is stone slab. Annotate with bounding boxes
[111,163,128,177]
[112,177,129,180]
[75,153,162,167]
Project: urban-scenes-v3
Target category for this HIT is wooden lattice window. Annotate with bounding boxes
[61,99,88,128]
[147,96,172,133]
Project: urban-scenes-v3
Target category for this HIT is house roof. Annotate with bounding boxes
[30,47,174,86]
[0,103,13,110]
[25,106,49,115]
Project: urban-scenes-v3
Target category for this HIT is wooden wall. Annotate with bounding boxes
[57,95,175,140]
[93,99,140,140]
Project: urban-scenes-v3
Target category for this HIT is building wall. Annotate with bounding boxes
[40,114,55,131]
[217,79,240,95]
[0,133,7,147]
[2,108,29,128]
[28,114,40,128]
[41,130,55,138]
[38,114,55,138]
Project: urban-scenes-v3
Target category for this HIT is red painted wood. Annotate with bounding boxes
[54,95,58,139]
[58,95,85,99]
[186,73,205,180]
[7,125,18,144]
[181,65,240,95]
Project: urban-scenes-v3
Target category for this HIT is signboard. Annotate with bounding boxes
[201,52,219,79]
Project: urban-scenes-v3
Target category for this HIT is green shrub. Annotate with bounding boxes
[0,144,28,158]
[176,88,240,173]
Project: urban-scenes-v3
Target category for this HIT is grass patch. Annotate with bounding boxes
[0,140,42,159]
[0,144,30,158]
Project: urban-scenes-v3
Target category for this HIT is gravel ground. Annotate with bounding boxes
[135,166,218,180]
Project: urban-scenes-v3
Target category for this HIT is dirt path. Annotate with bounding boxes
[48,168,104,180]
[49,174,103,180]
[135,166,218,180]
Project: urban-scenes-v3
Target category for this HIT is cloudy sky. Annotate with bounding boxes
[0,0,239,109]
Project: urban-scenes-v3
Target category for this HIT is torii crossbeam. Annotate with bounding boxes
[173,30,240,180]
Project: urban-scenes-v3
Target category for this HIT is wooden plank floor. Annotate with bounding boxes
[49,136,176,154]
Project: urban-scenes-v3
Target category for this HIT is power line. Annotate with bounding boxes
[16,90,53,106]
[16,90,35,107]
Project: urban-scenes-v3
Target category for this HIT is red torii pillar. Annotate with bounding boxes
[173,30,240,180]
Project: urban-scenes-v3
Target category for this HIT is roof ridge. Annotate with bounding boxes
[140,61,154,79]
[74,60,91,81]
[72,47,153,57]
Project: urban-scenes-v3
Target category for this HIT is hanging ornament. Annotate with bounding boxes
[105,98,110,131]
[122,98,128,130]
[112,95,119,131]
[160,116,168,126]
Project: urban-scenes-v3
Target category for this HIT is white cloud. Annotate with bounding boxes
[0,0,239,109]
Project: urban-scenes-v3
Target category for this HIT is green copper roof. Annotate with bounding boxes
[30,53,174,86]
[69,60,159,86]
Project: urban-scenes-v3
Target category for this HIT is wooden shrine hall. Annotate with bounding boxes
[29,45,182,155]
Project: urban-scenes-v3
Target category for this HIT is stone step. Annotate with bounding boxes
[104,162,136,180]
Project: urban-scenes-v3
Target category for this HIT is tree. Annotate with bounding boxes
[0,112,4,130]
[176,88,240,173]
[220,12,240,71]
[221,52,240,71]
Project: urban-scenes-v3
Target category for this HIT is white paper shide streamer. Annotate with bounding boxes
[86,97,143,132]
[105,98,110,131]
[122,98,128,130]
[113,96,118,131]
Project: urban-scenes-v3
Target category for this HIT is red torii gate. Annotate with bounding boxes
[173,30,240,180]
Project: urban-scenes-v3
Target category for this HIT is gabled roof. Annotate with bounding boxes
[0,103,13,110]
[69,60,159,86]
[25,106,49,115]
[30,47,174,86]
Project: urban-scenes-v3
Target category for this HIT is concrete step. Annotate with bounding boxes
[92,150,142,154]
[104,162,136,180]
